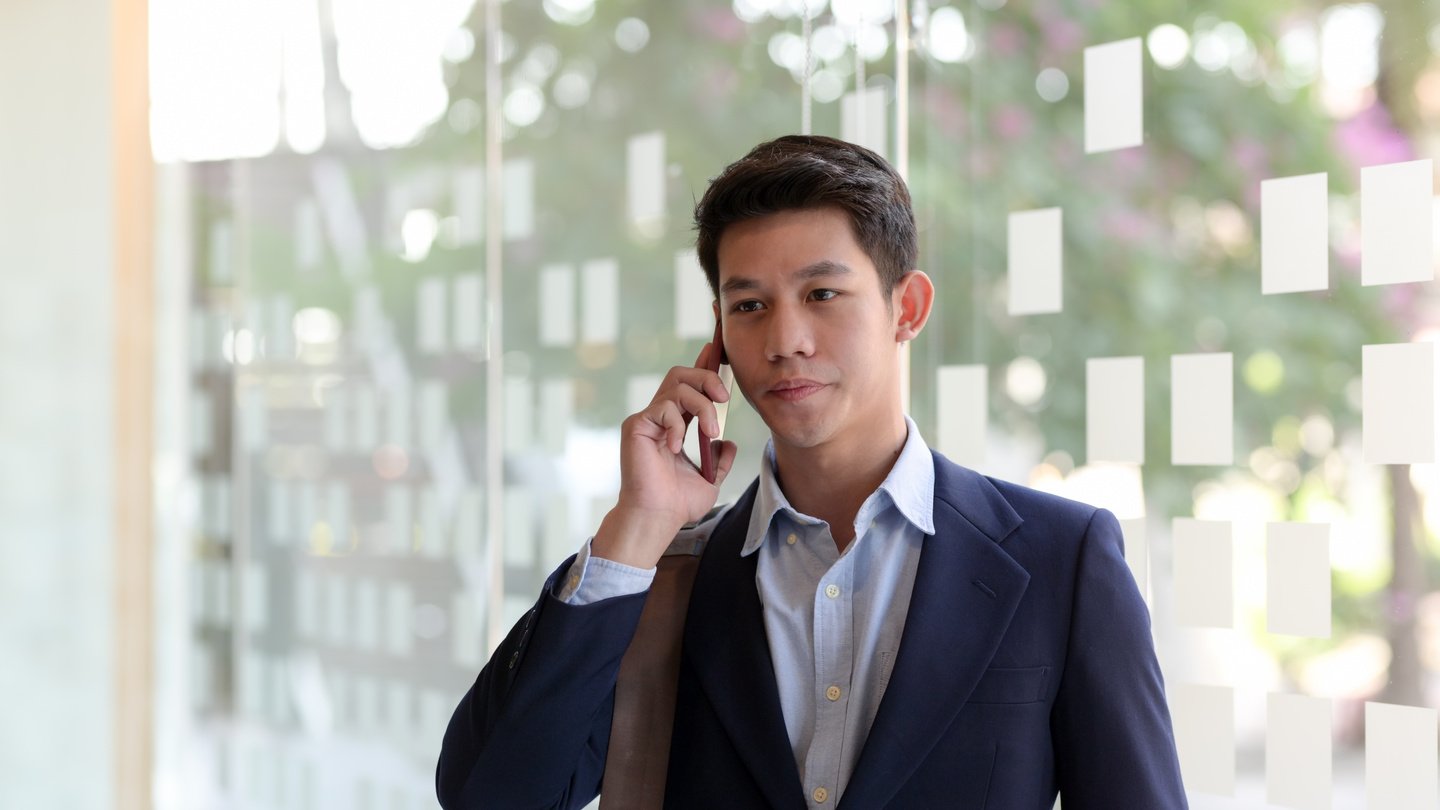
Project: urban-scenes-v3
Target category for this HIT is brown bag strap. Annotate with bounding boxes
[600,553,701,810]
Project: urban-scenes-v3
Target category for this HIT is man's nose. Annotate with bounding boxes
[764,305,814,360]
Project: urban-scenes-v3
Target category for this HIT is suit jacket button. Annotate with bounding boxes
[508,651,520,669]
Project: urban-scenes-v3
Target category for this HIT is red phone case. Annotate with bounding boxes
[698,320,727,483]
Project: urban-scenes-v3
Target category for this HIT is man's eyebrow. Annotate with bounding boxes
[719,260,854,296]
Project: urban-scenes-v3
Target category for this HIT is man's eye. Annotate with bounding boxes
[812,289,839,301]
[734,300,762,313]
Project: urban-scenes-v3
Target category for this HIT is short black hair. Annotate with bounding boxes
[693,135,918,300]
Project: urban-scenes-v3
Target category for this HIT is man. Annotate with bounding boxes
[436,135,1187,809]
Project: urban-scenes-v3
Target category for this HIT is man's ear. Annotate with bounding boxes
[893,270,935,342]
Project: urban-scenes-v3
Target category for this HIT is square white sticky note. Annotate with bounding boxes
[417,276,447,353]
[453,273,484,351]
[1087,356,1144,463]
[1362,159,1433,286]
[937,365,987,467]
[675,249,713,340]
[1267,693,1332,810]
[1267,522,1331,638]
[627,131,666,233]
[1008,208,1063,315]
[1366,702,1438,808]
[1084,38,1143,153]
[1171,353,1233,465]
[581,258,620,344]
[841,85,888,159]
[1173,518,1233,628]
[502,158,534,241]
[1172,683,1235,796]
[1120,517,1148,602]
[1262,172,1329,294]
[538,263,576,347]
[1363,342,1437,463]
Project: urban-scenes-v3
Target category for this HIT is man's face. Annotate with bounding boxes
[715,206,905,455]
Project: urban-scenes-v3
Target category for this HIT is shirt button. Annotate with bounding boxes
[786,532,798,545]
[824,584,841,599]
[813,786,829,803]
[826,685,841,701]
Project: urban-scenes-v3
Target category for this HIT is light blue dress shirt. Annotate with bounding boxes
[559,417,936,808]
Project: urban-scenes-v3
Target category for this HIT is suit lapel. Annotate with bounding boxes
[682,482,807,809]
[841,454,1030,809]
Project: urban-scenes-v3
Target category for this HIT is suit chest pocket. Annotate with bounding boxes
[966,665,1049,704]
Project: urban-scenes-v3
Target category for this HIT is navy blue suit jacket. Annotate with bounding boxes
[436,452,1187,808]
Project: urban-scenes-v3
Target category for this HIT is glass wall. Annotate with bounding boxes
[151,0,1440,807]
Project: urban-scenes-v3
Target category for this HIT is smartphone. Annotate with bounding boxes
[697,319,733,484]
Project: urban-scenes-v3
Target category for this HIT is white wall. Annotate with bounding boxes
[0,1,115,808]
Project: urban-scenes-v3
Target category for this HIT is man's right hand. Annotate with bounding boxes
[591,341,738,570]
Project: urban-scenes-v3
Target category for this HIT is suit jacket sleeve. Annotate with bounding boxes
[435,556,648,810]
[1050,508,1188,808]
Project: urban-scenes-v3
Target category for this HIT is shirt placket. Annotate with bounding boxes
[805,533,854,807]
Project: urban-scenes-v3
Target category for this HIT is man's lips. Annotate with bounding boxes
[768,380,827,402]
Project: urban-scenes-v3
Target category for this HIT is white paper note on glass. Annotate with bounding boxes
[1008,208,1063,315]
[1362,159,1433,286]
[1262,172,1329,294]
[539,263,577,347]
[1171,353,1232,465]
[1087,356,1143,463]
[628,131,666,235]
[581,258,620,344]
[1173,518,1233,628]
[502,158,534,241]
[841,85,888,159]
[1267,522,1331,638]
[1267,693,1332,810]
[937,365,987,467]
[1365,702,1439,809]
[1172,683,1235,796]
[675,249,713,340]
[1084,38,1143,153]
[1363,342,1437,464]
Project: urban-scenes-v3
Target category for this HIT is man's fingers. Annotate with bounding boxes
[712,440,739,487]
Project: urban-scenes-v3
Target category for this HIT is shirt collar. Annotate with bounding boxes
[740,415,936,556]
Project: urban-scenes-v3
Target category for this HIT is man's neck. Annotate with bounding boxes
[771,415,909,551]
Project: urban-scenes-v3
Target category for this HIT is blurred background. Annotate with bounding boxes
[3,0,1440,807]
